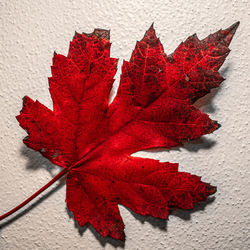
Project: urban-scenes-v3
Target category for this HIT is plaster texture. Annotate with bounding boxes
[0,0,249,249]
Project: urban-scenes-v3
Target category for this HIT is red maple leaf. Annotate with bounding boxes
[1,22,239,240]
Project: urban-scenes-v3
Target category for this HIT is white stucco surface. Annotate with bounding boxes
[0,0,249,249]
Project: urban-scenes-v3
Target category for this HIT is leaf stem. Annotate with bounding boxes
[0,168,68,221]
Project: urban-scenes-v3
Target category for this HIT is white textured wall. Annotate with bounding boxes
[0,0,249,249]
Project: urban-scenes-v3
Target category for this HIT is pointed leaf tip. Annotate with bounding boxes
[205,183,217,196]
[142,23,157,44]
[221,21,240,47]
[225,21,240,40]
[90,28,110,40]
[228,21,240,33]
[74,31,80,37]
[216,121,221,129]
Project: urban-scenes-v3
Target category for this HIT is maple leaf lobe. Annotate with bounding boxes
[16,22,239,240]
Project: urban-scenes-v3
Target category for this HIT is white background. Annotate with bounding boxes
[0,0,249,249]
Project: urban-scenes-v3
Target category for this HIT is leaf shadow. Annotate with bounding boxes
[127,196,215,230]
[0,179,65,231]
[66,209,125,248]
[183,137,216,152]
[20,145,60,177]
[193,64,230,113]
[66,197,215,247]
[143,136,216,154]
[170,196,216,220]
[128,208,168,231]
[0,145,65,233]
[194,88,220,113]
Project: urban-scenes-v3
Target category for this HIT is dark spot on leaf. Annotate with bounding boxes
[89,62,94,73]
